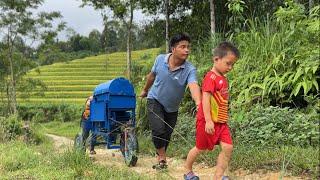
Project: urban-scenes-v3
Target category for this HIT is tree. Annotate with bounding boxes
[82,0,138,80]
[140,0,193,52]
[88,29,102,52]
[0,0,64,114]
[210,0,215,34]
[100,14,121,52]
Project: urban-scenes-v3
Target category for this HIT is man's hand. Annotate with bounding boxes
[140,90,148,98]
[205,120,215,135]
[140,72,155,98]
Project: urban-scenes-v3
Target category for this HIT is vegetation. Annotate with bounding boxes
[0,0,319,179]
[0,140,156,179]
[0,49,158,107]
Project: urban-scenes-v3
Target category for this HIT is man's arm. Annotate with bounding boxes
[188,82,201,106]
[140,72,155,97]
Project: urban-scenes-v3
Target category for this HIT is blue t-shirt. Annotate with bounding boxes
[147,54,197,112]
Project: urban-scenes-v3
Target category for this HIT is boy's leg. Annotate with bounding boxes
[185,146,203,173]
[214,142,233,179]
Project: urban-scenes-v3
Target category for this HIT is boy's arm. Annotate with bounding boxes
[188,82,201,106]
[140,72,155,97]
[203,91,214,134]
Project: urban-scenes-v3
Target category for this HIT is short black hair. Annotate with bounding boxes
[169,33,191,52]
[212,41,240,58]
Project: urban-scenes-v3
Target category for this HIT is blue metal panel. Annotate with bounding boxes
[108,96,136,109]
[94,77,135,97]
[90,100,106,121]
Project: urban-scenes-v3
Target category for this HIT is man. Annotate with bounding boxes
[140,33,201,170]
[81,95,96,154]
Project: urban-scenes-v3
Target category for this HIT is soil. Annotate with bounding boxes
[46,134,309,180]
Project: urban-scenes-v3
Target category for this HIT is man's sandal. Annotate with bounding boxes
[89,150,96,155]
[152,160,168,170]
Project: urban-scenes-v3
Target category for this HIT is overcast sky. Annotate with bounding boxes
[36,0,150,41]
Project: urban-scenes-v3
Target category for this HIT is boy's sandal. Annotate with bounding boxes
[184,171,199,180]
[222,176,230,180]
[152,160,168,170]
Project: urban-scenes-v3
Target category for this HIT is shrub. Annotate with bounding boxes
[18,103,83,123]
[171,114,196,146]
[0,115,23,141]
[230,105,320,147]
[228,3,319,108]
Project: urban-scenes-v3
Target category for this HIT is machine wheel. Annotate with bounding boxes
[74,133,85,152]
[120,128,138,166]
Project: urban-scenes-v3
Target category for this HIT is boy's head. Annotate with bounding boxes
[212,41,240,75]
[170,33,191,60]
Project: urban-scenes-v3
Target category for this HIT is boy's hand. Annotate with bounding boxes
[205,120,214,134]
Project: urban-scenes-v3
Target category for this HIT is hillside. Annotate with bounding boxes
[17,48,159,105]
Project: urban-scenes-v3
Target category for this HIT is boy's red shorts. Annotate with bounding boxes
[195,118,232,150]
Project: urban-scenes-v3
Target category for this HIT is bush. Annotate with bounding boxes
[18,103,83,123]
[0,115,23,141]
[171,114,196,146]
[228,3,319,108]
[230,105,320,147]
[0,115,45,144]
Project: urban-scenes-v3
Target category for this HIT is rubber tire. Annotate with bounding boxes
[120,128,139,166]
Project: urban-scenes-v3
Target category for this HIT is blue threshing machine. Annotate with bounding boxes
[74,77,138,166]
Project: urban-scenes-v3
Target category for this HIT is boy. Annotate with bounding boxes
[184,42,240,180]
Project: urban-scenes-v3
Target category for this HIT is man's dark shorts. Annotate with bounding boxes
[147,98,178,149]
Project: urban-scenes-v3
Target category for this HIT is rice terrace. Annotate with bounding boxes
[0,0,319,179]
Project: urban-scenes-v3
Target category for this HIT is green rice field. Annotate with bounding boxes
[16,48,159,105]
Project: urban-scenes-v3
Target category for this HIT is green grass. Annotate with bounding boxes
[33,119,319,179]
[40,80,105,85]
[0,141,156,179]
[45,85,96,91]
[17,98,85,105]
[137,132,319,178]
[37,121,81,139]
[19,48,160,105]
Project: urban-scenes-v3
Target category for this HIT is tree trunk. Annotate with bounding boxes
[309,0,314,13]
[6,81,10,114]
[165,0,170,53]
[210,0,215,35]
[102,13,109,53]
[7,28,17,114]
[126,1,134,81]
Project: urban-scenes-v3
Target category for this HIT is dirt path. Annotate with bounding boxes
[46,134,307,180]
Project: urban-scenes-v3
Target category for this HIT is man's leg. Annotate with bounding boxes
[89,132,96,154]
[163,111,178,151]
[81,121,90,147]
[214,142,233,179]
[147,99,167,162]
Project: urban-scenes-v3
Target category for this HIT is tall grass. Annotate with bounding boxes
[0,140,157,179]
[228,5,319,108]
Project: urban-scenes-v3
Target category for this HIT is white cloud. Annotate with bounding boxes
[35,0,151,41]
